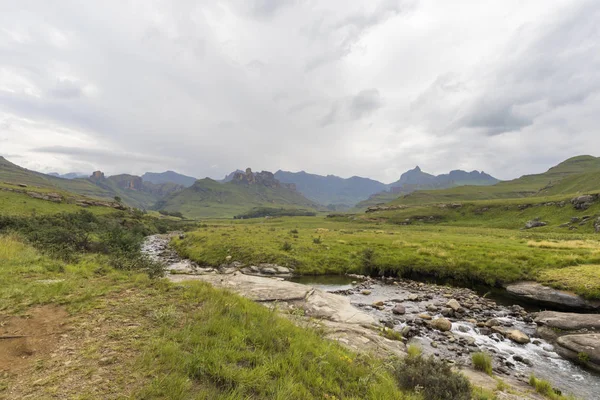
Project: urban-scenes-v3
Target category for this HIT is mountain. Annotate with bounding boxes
[141,171,197,187]
[386,155,600,206]
[221,169,244,182]
[356,166,499,209]
[48,172,87,179]
[274,170,387,207]
[158,168,320,218]
[0,157,183,210]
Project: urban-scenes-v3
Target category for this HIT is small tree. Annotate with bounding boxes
[114,196,122,203]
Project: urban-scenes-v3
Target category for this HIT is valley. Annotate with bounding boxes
[2,154,600,399]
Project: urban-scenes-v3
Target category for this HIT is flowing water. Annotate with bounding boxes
[291,276,600,400]
[143,236,600,400]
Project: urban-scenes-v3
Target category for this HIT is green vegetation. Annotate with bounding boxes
[471,352,493,376]
[234,207,317,219]
[173,216,600,298]
[394,349,471,400]
[528,375,574,400]
[382,155,600,207]
[158,177,320,219]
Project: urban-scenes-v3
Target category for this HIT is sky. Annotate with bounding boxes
[0,0,599,183]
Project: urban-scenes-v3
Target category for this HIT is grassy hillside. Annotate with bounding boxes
[0,157,181,210]
[380,155,600,207]
[159,178,320,219]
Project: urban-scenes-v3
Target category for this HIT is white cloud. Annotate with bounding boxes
[0,0,597,183]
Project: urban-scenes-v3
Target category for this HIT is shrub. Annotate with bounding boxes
[282,241,293,251]
[313,237,322,244]
[290,229,299,234]
[361,248,377,275]
[394,353,471,400]
[472,352,493,375]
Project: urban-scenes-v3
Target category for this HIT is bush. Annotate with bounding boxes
[361,248,377,275]
[282,241,293,251]
[313,237,322,244]
[394,353,471,400]
[472,352,493,375]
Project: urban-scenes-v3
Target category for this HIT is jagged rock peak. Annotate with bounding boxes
[232,168,296,190]
[90,171,105,180]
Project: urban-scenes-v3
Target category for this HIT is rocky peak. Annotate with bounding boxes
[232,168,296,190]
[90,171,105,180]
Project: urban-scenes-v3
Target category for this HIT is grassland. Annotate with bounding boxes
[1,234,414,399]
[173,212,600,299]
[159,178,320,219]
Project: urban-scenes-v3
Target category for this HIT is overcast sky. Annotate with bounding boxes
[0,0,598,183]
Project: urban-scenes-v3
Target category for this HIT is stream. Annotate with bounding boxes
[291,275,600,400]
[143,235,599,400]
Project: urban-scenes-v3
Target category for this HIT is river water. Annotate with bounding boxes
[290,276,600,400]
[142,235,599,400]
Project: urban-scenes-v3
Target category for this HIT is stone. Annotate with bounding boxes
[418,313,432,320]
[571,194,598,210]
[595,217,600,233]
[275,266,291,274]
[506,329,530,344]
[225,255,232,261]
[441,307,454,317]
[392,304,406,315]
[431,317,452,332]
[506,282,600,311]
[556,333,600,372]
[260,267,277,275]
[524,219,547,229]
[446,299,461,311]
[431,341,438,348]
[485,318,501,327]
[534,311,600,331]
[361,290,372,295]
[426,304,438,312]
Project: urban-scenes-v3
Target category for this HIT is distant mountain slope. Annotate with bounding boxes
[274,170,387,207]
[159,168,320,218]
[221,169,244,183]
[388,155,600,206]
[141,171,197,187]
[0,157,182,210]
[356,166,499,209]
[48,172,87,179]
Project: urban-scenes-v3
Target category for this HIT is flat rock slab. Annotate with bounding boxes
[168,273,375,325]
[535,311,600,331]
[556,333,600,372]
[169,273,311,302]
[506,281,600,311]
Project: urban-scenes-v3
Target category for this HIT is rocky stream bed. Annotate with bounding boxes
[142,234,600,400]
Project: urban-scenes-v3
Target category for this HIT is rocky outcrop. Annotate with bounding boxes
[506,282,600,311]
[556,334,600,373]
[90,171,105,180]
[534,311,600,332]
[232,168,296,190]
[524,219,547,229]
[571,194,599,210]
[365,205,408,213]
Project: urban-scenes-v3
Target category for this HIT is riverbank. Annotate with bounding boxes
[172,217,600,300]
[147,234,599,399]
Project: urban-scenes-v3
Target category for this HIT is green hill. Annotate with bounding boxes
[0,157,182,210]
[385,155,600,206]
[158,169,321,218]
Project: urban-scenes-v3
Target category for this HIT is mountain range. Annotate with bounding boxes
[3,154,600,219]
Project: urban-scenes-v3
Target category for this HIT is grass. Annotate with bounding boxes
[528,375,575,400]
[538,265,600,299]
[173,216,600,298]
[471,352,493,376]
[0,189,115,217]
[0,233,413,399]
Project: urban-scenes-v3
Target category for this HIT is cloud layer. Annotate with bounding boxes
[0,0,598,182]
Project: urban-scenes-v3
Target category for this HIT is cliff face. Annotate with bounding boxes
[232,168,296,190]
[90,171,105,180]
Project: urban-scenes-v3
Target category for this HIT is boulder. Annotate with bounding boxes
[595,217,600,233]
[446,299,461,311]
[556,334,600,372]
[260,267,277,275]
[506,281,600,311]
[431,318,452,332]
[524,219,547,229]
[392,304,406,315]
[506,329,530,344]
[418,313,432,320]
[571,194,599,210]
[361,290,372,295]
[534,311,600,331]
